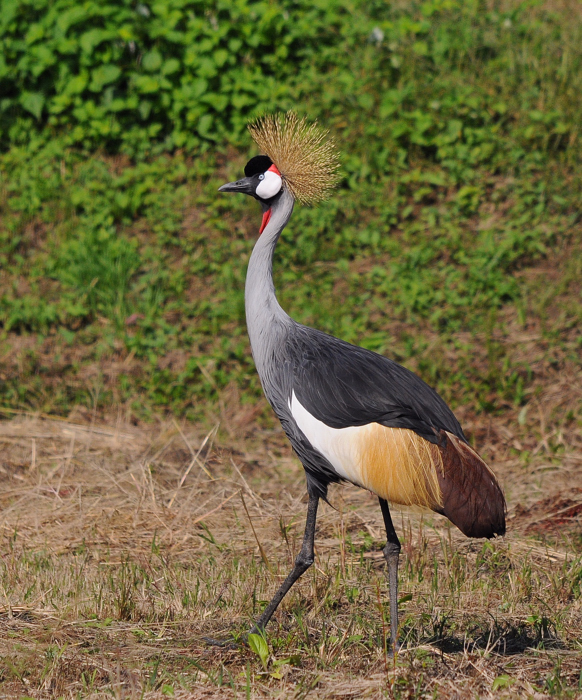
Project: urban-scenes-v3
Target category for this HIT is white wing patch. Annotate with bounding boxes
[290,390,368,488]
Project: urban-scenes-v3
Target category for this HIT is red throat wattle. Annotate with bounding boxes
[259,208,272,234]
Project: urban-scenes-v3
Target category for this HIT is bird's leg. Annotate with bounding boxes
[204,493,319,647]
[379,497,401,653]
[248,492,319,636]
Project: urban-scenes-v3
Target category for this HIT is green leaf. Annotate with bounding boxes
[134,75,159,94]
[143,51,163,72]
[30,45,56,77]
[190,78,208,99]
[492,674,514,690]
[20,92,45,120]
[162,58,180,75]
[90,65,121,91]
[25,24,44,44]
[213,49,229,67]
[247,633,269,669]
[197,113,213,138]
[57,6,88,34]
[202,93,228,112]
[66,73,88,95]
[272,657,292,667]
[357,93,374,110]
[80,29,112,55]
[139,100,152,120]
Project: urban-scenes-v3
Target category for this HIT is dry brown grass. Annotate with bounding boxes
[1,371,581,700]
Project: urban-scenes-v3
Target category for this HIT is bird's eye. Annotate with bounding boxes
[258,174,265,180]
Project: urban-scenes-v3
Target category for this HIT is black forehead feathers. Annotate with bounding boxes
[244,155,273,177]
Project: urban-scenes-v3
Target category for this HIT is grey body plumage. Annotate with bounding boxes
[244,187,469,499]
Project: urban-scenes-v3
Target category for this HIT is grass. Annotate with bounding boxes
[0,380,581,698]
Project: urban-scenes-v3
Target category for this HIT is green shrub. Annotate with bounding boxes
[2,0,580,163]
[0,0,369,154]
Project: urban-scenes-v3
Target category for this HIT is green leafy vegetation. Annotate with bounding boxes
[1,0,581,426]
[1,0,381,154]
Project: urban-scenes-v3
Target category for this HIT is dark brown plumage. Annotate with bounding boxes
[436,432,506,538]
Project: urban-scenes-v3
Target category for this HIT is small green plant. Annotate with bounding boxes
[247,632,270,670]
[492,674,515,691]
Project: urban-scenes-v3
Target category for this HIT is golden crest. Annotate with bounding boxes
[248,112,340,204]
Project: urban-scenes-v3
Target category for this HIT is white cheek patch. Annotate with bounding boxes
[256,170,282,199]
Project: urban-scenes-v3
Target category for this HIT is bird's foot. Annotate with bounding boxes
[202,634,242,649]
[204,620,267,649]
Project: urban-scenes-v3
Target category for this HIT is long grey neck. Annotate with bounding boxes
[245,188,295,379]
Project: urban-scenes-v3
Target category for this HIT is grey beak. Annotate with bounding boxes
[218,177,255,195]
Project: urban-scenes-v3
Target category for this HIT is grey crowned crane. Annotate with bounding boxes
[217,113,506,651]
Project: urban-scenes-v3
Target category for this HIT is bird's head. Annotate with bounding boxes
[219,156,283,201]
[218,112,340,233]
[219,155,284,233]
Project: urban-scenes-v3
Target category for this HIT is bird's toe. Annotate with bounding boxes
[202,635,240,649]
